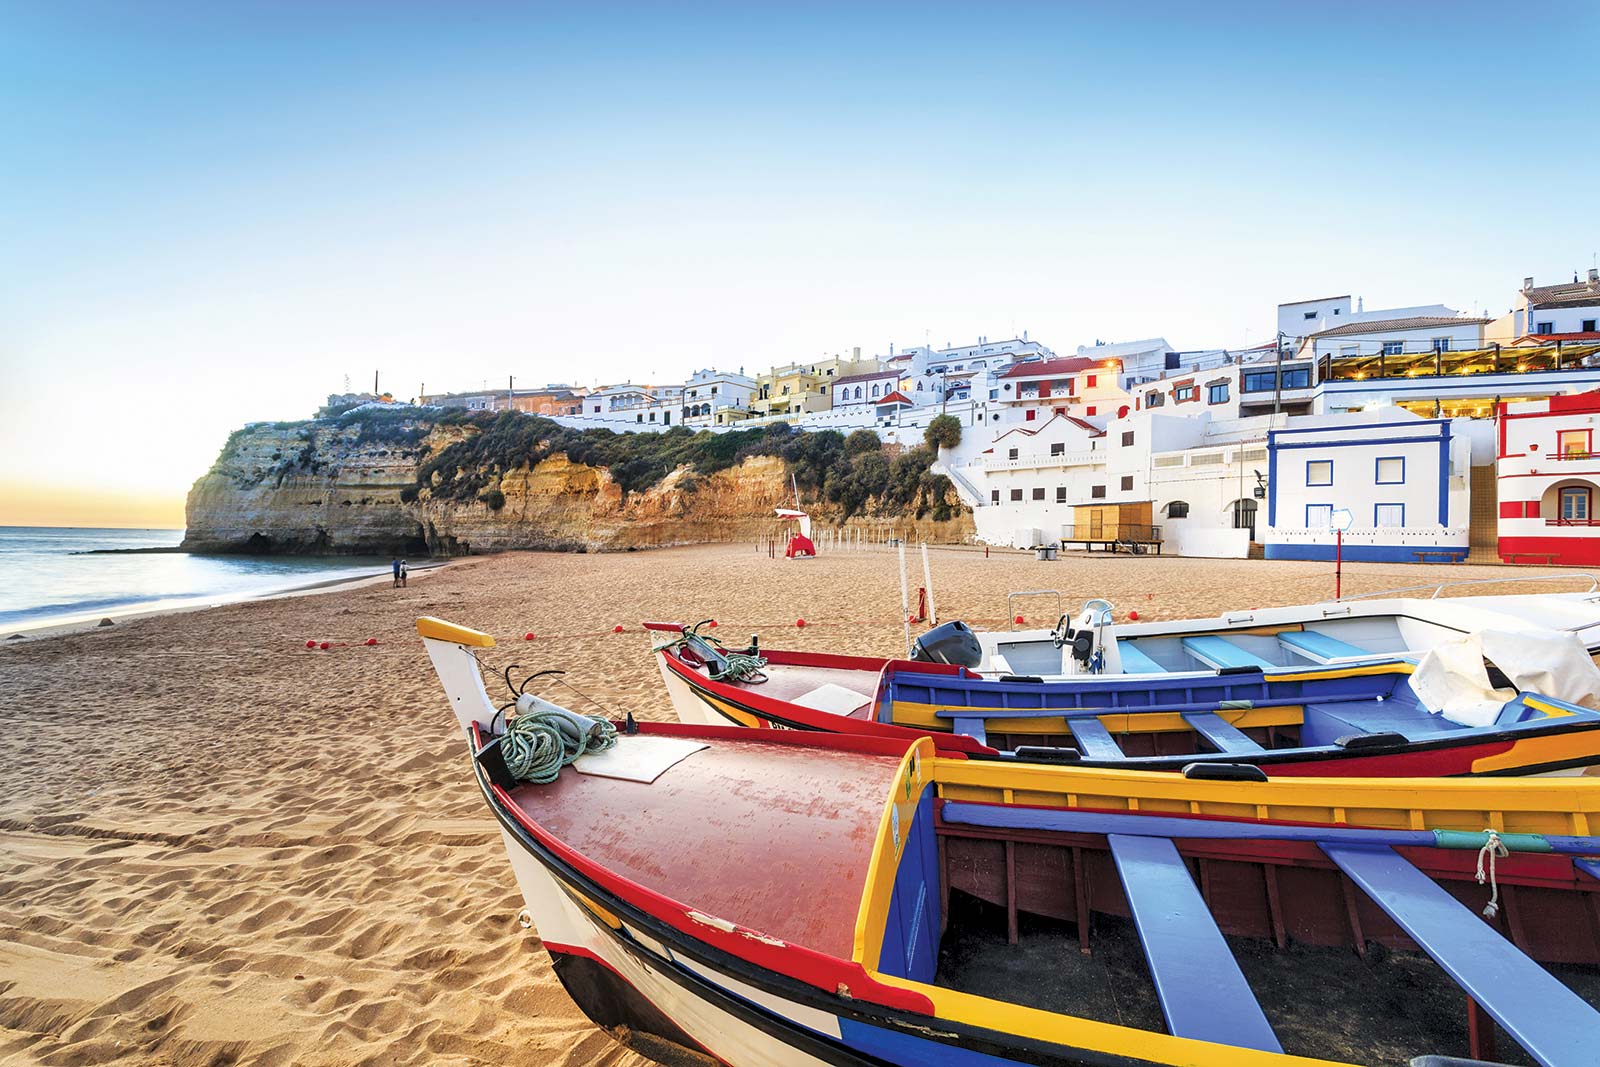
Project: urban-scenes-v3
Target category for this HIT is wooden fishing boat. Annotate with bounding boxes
[421,616,1600,1067]
[649,622,1600,776]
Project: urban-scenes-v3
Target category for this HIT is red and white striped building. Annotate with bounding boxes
[1497,390,1600,564]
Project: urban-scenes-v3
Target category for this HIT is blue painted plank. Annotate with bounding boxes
[1577,857,1600,883]
[1182,711,1266,755]
[1116,641,1167,674]
[1182,635,1274,671]
[951,716,987,747]
[1322,843,1600,1067]
[939,802,1600,856]
[1107,834,1282,1053]
[1068,718,1124,760]
[1278,629,1370,662]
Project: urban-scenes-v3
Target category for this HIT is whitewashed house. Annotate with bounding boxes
[1488,272,1600,343]
[680,368,756,427]
[1263,411,1472,562]
[832,368,904,408]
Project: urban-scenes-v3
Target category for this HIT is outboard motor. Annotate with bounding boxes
[1053,599,1115,674]
[911,620,983,668]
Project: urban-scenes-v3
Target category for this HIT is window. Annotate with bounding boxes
[1431,337,1451,353]
[1050,443,1065,456]
[1010,488,1024,502]
[1091,485,1106,499]
[1584,320,1597,332]
[1306,503,1333,528]
[1085,406,1097,416]
[1120,475,1134,491]
[1164,500,1190,519]
[1025,409,1037,422]
[1536,321,1555,334]
[1374,503,1404,527]
[1303,310,1317,320]
[989,389,998,400]
[1381,340,1403,356]
[1032,487,1046,501]
[1208,382,1230,404]
[1281,367,1311,389]
[1375,456,1405,484]
[991,490,1000,504]
[852,386,861,400]
[1056,487,1067,503]
[1175,385,1196,402]
[1559,429,1591,456]
[1146,390,1164,407]
[1008,447,1019,460]
[1086,374,1097,388]
[871,383,880,398]
[1243,371,1276,393]
[1121,431,1134,446]
[1561,486,1591,522]
[1306,460,1333,486]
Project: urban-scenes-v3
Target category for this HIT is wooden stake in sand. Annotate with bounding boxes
[921,542,937,626]
[898,541,912,655]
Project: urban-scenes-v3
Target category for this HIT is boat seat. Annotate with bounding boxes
[1278,629,1369,663]
[1115,641,1166,674]
[1181,711,1266,755]
[1323,843,1600,1067]
[1108,834,1282,1053]
[1306,700,1460,742]
[1068,718,1125,761]
[951,716,987,747]
[1181,635,1273,671]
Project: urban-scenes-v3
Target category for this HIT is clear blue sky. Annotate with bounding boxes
[2,2,1596,525]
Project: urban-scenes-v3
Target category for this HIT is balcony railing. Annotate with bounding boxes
[1554,451,1596,460]
[1546,517,1600,527]
[1060,523,1163,544]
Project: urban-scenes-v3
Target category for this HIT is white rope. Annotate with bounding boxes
[1475,828,1508,919]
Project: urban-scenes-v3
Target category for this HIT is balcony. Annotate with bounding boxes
[1547,517,1600,527]
[982,451,1099,471]
[1325,341,1600,382]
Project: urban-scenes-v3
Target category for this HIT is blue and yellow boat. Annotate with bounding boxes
[424,617,1600,1067]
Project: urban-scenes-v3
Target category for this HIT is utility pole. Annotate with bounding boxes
[374,369,380,397]
[1272,331,1284,415]
[508,375,515,412]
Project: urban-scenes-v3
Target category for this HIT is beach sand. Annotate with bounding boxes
[1,544,1591,1066]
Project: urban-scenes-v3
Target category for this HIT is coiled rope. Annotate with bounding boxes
[664,620,768,684]
[499,694,619,784]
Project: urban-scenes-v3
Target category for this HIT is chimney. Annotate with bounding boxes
[853,346,860,360]
[1523,276,1534,292]
[1588,268,1599,289]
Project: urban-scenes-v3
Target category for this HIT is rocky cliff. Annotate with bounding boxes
[182,413,973,555]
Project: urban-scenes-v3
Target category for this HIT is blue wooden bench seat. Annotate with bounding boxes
[1305,700,1460,742]
[1068,718,1125,760]
[1115,641,1166,674]
[1278,629,1370,663]
[1181,635,1273,671]
[1107,834,1282,1052]
[1323,842,1600,1067]
[1181,711,1266,754]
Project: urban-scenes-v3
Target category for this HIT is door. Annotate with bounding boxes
[1232,499,1258,541]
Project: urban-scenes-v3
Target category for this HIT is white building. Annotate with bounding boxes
[1263,412,1474,563]
[681,368,756,427]
[1489,271,1600,343]
[1296,314,1491,362]
[831,368,903,408]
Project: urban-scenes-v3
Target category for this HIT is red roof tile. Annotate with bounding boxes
[999,357,1099,379]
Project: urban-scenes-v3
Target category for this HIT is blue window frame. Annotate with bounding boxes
[1374,503,1405,527]
[1242,371,1276,393]
[1306,459,1333,486]
[1374,456,1405,484]
[1561,486,1591,522]
[1306,504,1334,528]
[1281,367,1311,389]
[1208,382,1230,404]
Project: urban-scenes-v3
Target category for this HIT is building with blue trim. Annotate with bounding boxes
[1264,412,1480,563]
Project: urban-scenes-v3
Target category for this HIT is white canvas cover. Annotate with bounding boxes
[1410,629,1600,726]
[791,682,873,716]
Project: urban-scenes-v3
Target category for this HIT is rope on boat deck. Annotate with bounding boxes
[1475,829,1508,918]
[500,695,619,784]
[659,620,769,684]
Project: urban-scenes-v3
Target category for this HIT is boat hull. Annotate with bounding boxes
[656,647,1600,777]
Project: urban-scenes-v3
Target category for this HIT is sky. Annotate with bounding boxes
[2,2,1597,529]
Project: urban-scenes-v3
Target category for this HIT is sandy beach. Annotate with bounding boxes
[1,544,1593,1067]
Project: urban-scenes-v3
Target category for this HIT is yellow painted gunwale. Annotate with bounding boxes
[416,616,496,647]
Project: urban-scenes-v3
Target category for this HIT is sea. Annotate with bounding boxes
[0,527,396,631]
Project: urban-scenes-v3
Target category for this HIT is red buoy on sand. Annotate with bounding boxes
[796,618,807,628]
[1128,610,1140,621]
[305,639,317,649]
[319,641,331,651]
[1014,614,1025,625]
[365,637,379,646]
[613,624,625,633]
[524,632,535,641]
[707,620,718,628]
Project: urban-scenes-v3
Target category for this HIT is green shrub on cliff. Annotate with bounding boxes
[411,412,956,520]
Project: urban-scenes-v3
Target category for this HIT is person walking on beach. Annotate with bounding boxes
[400,559,408,588]
[391,557,401,588]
